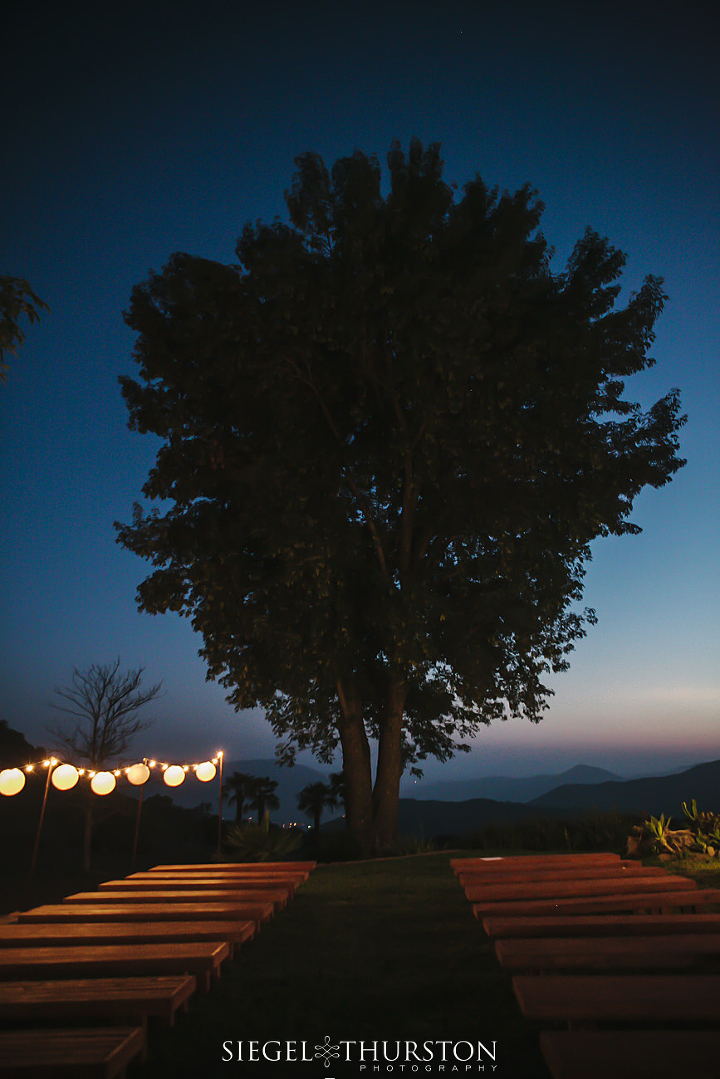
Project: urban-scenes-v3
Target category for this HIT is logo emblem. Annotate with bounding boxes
[314,1035,340,1067]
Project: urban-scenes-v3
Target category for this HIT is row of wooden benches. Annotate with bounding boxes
[0,860,317,1077]
[451,851,720,1078]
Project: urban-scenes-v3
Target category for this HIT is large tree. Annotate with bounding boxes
[116,139,685,852]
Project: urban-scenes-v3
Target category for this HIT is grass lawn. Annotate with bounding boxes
[127,851,550,1078]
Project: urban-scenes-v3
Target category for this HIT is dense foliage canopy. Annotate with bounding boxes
[117,140,685,848]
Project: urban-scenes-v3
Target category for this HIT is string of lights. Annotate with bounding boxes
[0,752,224,797]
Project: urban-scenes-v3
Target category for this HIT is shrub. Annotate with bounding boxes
[460,811,640,853]
[223,820,303,862]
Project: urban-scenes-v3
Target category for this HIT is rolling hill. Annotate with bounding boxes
[530,759,720,817]
[409,764,621,803]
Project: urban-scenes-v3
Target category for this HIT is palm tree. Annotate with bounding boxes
[248,777,280,824]
[329,771,346,809]
[223,772,258,823]
[297,781,337,833]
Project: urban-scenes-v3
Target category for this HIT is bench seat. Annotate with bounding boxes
[0,1026,146,1077]
[0,920,255,958]
[0,941,230,992]
[124,874,297,895]
[539,1030,720,1079]
[465,874,694,904]
[512,974,720,1024]
[0,975,195,1028]
[451,854,621,873]
[483,913,720,938]
[457,864,664,886]
[472,888,720,918]
[496,933,720,971]
[71,887,287,911]
[17,902,273,931]
[149,861,314,876]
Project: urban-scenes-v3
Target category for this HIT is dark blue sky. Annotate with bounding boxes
[1,0,718,783]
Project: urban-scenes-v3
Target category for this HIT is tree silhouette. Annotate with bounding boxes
[223,771,258,823]
[0,275,48,384]
[297,780,338,833]
[248,777,279,824]
[329,772,346,812]
[117,138,685,852]
[48,658,161,870]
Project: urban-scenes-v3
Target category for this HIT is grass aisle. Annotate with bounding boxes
[129,852,549,1078]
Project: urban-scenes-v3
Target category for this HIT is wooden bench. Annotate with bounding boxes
[465,874,694,904]
[457,864,664,886]
[483,913,720,939]
[150,861,315,876]
[0,1026,146,1077]
[451,854,622,873]
[85,886,287,911]
[17,901,274,931]
[0,975,196,1029]
[512,974,720,1024]
[472,888,720,919]
[0,941,230,992]
[0,920,255,958]
[495,933,720,971]
[539,1029,720,1079]
[125,873,298,896]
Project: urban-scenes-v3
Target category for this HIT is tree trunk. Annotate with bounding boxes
[314,807,322,833]
[371,675,406,851]
[336,679,374,853]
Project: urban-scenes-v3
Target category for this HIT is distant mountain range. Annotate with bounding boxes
[408,764,621,804]
[396,759,720,838]
[143,756,720,832]
[4,718,717,836]
[529,759,720,817]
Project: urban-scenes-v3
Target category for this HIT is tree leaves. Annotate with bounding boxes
[116,140,686,845]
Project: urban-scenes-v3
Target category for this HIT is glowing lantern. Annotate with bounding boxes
[91,771,116,796]
[126,763,150,786]
[51,764,79,791]
[0,768,25,796]
[195,761,216,782]
[163,765,185,787]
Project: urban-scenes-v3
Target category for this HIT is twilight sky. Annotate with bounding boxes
[1,0,718,786]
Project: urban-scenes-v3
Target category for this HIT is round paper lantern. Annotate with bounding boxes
[195,761,216,782]
[91,771,116,796]
[51,764,79,791]
[0,768,25,797]
[126,763,150,786]
[163,765,185,787]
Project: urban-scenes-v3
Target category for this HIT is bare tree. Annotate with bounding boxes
[48,658,162,870]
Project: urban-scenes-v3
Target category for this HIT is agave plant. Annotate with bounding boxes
[223,819,303,862]
[681,800,720,857]
[646,813,673,845]
[681,799,719,830]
